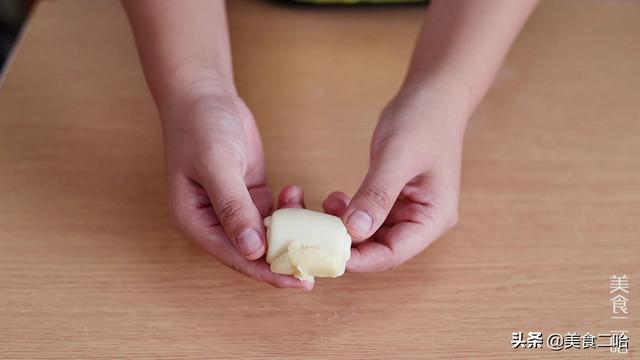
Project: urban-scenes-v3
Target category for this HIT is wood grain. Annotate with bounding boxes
[0,0,638,358]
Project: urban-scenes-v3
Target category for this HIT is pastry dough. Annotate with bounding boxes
[264,208,351,282]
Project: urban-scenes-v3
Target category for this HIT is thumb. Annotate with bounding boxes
[202,170,266,260]
[343,160,410,242]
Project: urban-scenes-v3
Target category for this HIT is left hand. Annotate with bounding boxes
[323,85,470,272]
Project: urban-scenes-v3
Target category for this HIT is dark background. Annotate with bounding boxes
[0,0,32,73]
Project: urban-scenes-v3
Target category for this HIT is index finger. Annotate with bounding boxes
[346,219,447,272]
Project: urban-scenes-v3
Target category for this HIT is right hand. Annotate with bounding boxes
[161,83,310,290]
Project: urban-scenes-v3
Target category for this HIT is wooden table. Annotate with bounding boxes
[1,0,638,358]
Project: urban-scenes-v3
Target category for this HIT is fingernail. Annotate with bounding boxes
[288,191,302,204]
[347,210,373,235]
[236,228,263,256]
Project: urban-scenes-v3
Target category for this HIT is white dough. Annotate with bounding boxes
[264,208,351,282]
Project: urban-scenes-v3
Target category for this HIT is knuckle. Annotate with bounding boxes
[419,203,458,231]
[363,185,392,210]
[195,153,221,177]
[195,147,244,178]
[194,153,212,173]
[194,157,215,182]
[216,198,245,226]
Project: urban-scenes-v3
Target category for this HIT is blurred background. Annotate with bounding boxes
[0,0,430,76]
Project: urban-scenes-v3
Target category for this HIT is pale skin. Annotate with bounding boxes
[123,0,537,290]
